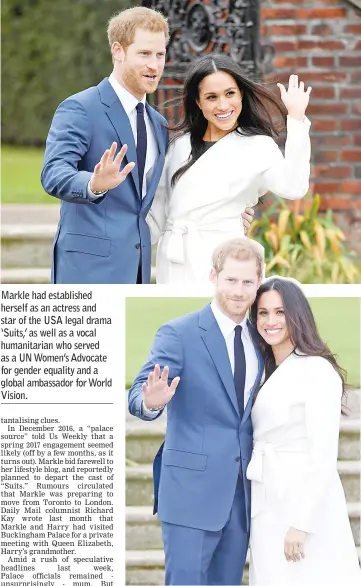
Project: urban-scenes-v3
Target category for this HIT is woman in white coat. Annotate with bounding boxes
[147,55,312,285]
[247,277,360,586]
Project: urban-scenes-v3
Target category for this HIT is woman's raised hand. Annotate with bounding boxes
[277,74,312,121]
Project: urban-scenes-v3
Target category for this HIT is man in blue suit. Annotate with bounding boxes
[41,6,255,285]
[41,7,169,284]
[129,238,265,585]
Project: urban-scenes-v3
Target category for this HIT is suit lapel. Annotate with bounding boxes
[242,320,264,423]
[199,305,239,417]
[98,78,140,199]
[141,103,167,209]
[146,103,166,157]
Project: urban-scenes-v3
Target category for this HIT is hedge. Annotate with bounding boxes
[2,0,137,145]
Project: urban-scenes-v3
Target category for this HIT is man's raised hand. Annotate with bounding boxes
[89,142,135,192]
[142,364,180,410]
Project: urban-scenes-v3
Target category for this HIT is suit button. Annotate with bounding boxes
[135,243,140,249]
[235,456,240,462]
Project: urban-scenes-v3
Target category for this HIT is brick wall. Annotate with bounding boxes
[260,0,361,253]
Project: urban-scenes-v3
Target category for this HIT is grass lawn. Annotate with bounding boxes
[125,297,360,388]
[1,146,54,204]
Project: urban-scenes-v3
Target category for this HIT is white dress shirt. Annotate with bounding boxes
[210,300,259,408]
[89,72,158,199]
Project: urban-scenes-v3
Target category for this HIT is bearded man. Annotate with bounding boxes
[128,238,264,584]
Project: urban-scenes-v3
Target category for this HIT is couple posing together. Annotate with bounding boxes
[42,6,311,285]
[128,238,361,586]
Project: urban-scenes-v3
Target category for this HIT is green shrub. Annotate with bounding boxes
[248,194,361,284]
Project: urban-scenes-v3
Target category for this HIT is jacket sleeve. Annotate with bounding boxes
[128,322,183,422]
[257,116,311,200]
[41,97,106,205]
[288,357,343,533]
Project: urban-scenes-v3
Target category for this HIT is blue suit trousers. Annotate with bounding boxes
[162,476,248,585]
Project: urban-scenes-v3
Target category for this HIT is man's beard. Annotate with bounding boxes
[216,291,248,318]
[123,66,158,96]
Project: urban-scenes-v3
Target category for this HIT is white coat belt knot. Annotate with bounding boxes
[247,440,287,518]
[164,219,196,264]
[247,439,309,518]
[164,217,245,265]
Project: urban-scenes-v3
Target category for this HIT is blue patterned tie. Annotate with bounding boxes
[234,325,246,417]
[136,102,147,196]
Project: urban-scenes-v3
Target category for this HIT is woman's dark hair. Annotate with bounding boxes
[170,54,287,187]
[250,277,348,412]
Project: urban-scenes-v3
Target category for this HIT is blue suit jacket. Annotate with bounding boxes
[128,304,264,532]
[41,78,168,284]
